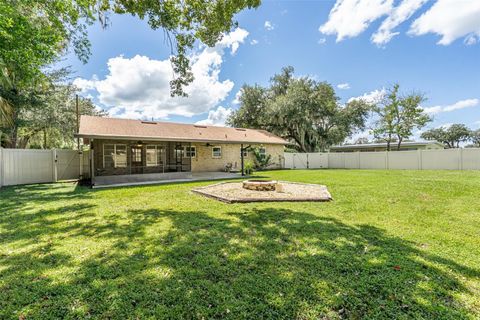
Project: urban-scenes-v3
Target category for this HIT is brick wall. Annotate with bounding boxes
[190,143,284,172]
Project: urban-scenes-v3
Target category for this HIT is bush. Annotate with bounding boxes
[253,148,272,170]
[244,160,254,175]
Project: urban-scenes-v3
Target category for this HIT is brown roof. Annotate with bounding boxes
[76,115,288,145]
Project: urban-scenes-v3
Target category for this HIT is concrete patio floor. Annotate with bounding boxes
[92,171,246,188]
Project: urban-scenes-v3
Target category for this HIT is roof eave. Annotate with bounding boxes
[75,133,289,145]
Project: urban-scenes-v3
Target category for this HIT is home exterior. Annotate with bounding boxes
[76,116,287,186]
[329,141,444,153]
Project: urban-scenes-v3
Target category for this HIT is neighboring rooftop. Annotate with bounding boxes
[330,141,444,151]
[76,115,288,145]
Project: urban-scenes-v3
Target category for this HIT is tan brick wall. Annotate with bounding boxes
[191,143,285,172]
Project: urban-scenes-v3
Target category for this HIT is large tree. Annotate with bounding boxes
[421,124,472,148]
[371,84,430,151]
[1,0,260,147]
[0,69,105,148]
[228,67,371,152]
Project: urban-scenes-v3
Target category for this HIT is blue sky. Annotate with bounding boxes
[65,0,480,140]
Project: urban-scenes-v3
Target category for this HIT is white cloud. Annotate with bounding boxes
[219,28,249,55]
[317,37,327,44]
[195,106,233,126]
[371,0,428,46]
[337,83,350,90]
[250,39,259,45]
[320,0,480,46]
[409,0,480,45]
[232,90,242,105]
[348,88,386,104]
[75,28,249,119]
[423,98,479,115]
[73,76,98,93]
[319,0,393,42]
[264,21,274,31]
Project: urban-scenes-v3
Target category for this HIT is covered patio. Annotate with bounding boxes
[93,171,244,188]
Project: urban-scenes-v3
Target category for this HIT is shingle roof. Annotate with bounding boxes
[76,115,288,145]
[330,141,444,150]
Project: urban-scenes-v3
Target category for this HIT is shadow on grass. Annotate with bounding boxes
[1,207,478,319]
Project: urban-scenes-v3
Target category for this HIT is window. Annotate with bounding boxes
[184,146,196,158]
[146,146,157,167]
[258,147,266,159]
[103,144,127,168]
[116,145,127,167]
[146,145,165,167]
[212,146,222,158]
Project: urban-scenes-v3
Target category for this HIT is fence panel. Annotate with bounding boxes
[421,149,460,170]
[359,152,387,169]
[462,149,480,170]
[307,153,328,168]
[56,150,81,180]
[2,149,54,186]
[328,153,344,168]
[344,153,359,169]
[387,150,419,169]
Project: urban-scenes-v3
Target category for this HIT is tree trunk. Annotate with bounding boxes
[43,130,47,149]
[396,137,403,151]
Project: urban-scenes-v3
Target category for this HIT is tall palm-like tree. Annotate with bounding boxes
[0,59,13,126]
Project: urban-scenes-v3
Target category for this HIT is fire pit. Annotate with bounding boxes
[242,180,278,191]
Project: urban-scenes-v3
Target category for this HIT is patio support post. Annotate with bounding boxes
[241,144,244,176]
[90,140,95,187]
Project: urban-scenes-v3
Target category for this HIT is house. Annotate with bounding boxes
[76,115,288,187]
[329,141,444,153]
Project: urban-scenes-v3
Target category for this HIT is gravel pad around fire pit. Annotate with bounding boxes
[192,181,332,203]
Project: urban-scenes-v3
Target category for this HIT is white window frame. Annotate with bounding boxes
[103,143,127,168]
[184,146,197,158]
[212,146,222,159]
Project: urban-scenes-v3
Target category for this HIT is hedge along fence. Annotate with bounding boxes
[0,148,90,187]
[284,148,480,170]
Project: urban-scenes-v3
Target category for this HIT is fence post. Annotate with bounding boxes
[52,149,58,182]
[357,152,360,169]
[306,153,309,169]
[385,151,389,169]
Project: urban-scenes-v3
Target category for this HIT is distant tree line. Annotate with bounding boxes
[228,66,441,152]
[421,124,480,148]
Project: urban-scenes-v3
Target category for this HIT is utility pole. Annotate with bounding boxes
[76,94,80,151]
[241,144,244,176]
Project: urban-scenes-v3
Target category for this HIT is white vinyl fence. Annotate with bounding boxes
[0,148,89,187]
[284,148,480,170]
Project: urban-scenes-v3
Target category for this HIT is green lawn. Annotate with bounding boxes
[1,170,479,319]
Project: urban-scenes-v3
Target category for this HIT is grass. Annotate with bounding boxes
[0,169,479,319]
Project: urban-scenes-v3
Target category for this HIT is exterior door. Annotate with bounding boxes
[131,145,143,174]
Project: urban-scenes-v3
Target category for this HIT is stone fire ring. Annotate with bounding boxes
[192,181,332,203]
[242,180,278,191]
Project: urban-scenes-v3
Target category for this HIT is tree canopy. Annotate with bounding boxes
[228,67,371,152]
[370,84,430,151]
[1,0,260,148]
[421,124,473,148]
